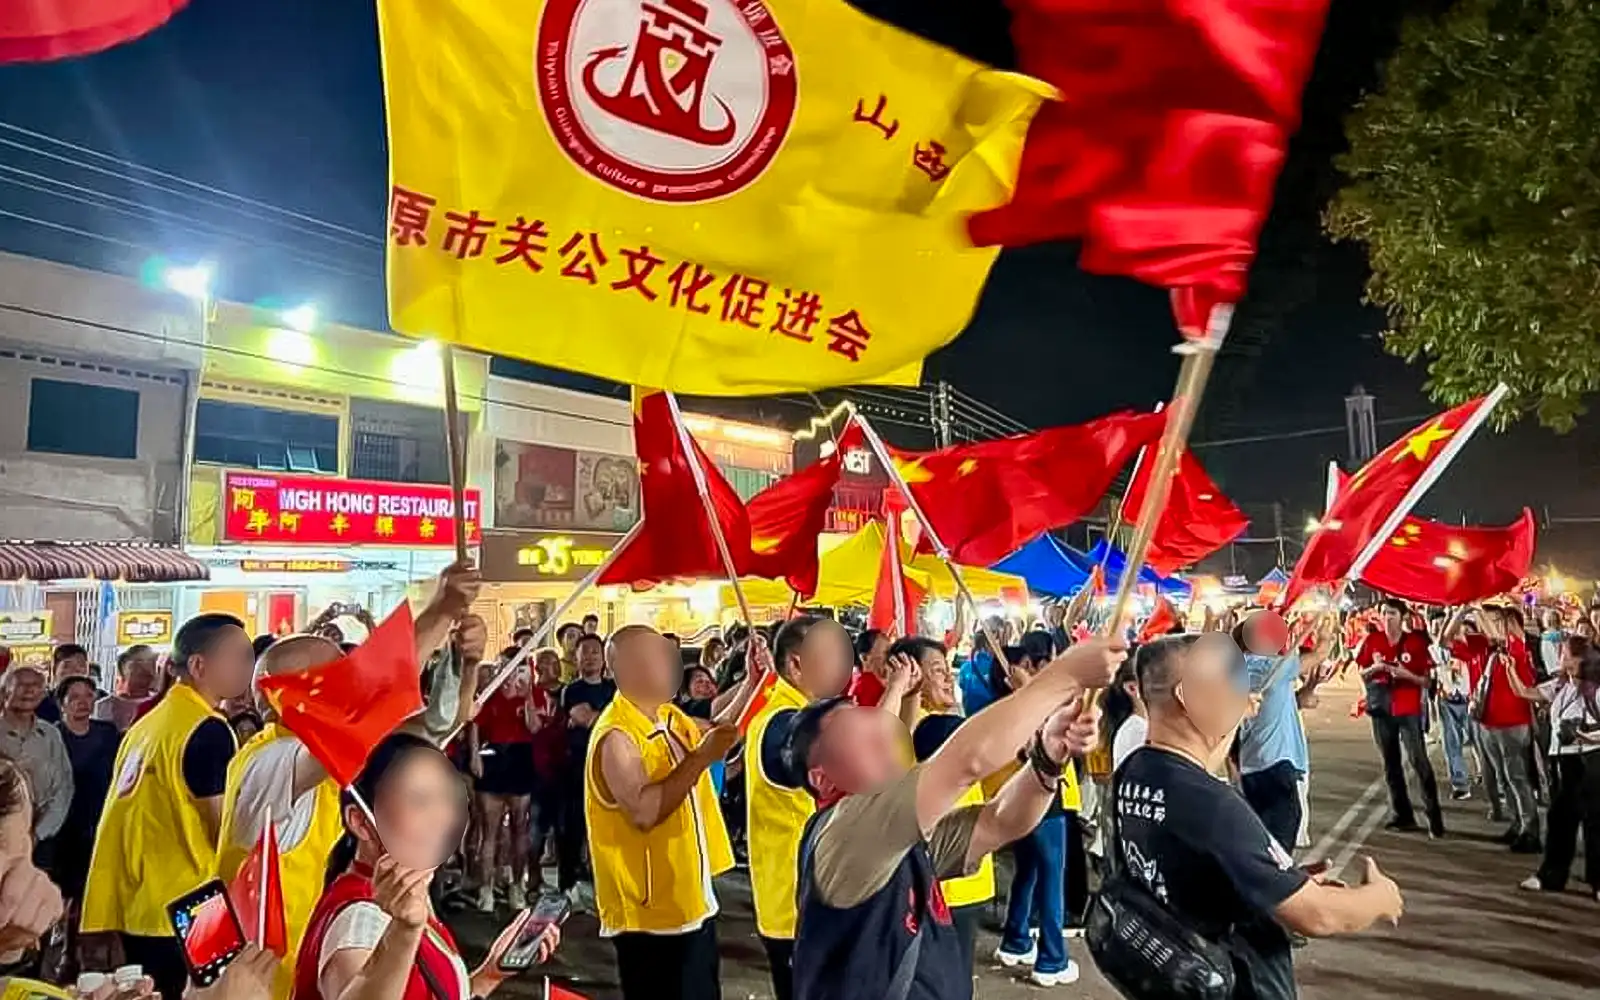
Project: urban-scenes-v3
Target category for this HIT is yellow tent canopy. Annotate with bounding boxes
[725,521,1027,608]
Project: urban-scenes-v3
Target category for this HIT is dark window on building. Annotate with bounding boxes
[27,378,139,459]
[349,399,453,485]
[194,399,338,472]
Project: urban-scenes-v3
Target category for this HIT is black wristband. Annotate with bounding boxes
[1025,730,1065,783]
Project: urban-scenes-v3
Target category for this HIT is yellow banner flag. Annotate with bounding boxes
[378,0,1049,395]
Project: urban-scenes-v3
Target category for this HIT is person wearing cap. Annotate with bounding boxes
[585,625,738,1000]
[1234,610,1339,852]
[744,616,854,1000]
[772,636,1121,1000]
[0,664,72,865]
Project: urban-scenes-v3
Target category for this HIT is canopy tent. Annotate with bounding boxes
[1084,539,1192,599]
[991,535,1092,597]
[728,521,1026,607]
[1256,567,1289,588]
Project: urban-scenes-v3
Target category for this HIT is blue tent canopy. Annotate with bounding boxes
[1256,567,1289,588]
[1085,540,1193,599]
[991,535,1092,597]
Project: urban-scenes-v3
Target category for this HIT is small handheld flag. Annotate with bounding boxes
[227,807,287,956]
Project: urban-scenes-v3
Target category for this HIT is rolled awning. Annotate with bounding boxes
[0,542,209,583]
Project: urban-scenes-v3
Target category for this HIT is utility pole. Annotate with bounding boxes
[1272,502,1286,568]
[1344,384,1378,466]
[932,381,953,448]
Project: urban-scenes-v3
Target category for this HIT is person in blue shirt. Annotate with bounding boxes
[958,628,1051,718]
[1235,610,1336,852]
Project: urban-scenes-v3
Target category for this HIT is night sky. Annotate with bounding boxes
[2,0,1597,578]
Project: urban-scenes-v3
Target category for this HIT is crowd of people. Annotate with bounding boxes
[0,565,1589,1000]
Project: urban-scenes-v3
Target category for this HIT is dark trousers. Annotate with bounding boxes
[951,903,983,977]
[1537,752,1600,892]
[558,767,588,890]
[1241,760,1305,852]
[613,920,721,1000]
[1063,811,1089,925]
[759,934,793,1000]
[1371,713,1442,824]
[121,934,188,1000]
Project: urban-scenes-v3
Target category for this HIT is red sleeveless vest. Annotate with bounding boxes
[293,866,464,1000]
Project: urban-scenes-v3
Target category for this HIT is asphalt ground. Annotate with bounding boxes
[449,676,1600,999]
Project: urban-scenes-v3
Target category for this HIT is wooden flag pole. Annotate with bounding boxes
[441,344,470,564]
[664,391,756,627]
[1102,345,1218,635]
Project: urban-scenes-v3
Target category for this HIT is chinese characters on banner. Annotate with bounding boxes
[222,472,482,547]
[376,0,1049,395]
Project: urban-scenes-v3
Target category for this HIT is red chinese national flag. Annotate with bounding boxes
[227,811,288,957]
[600,390,752,586]
[868,503,925,634]
[1358,508,1534,608]
[735,669,779,737]
[0,0,186,62]
[1283,390,1504,610]
[895,411,1165,567]
[967,0,1330,336]
[743,422,862,599]
[1119,448,1249,576]
[1137,596,1181,643]
[257,603,423,787]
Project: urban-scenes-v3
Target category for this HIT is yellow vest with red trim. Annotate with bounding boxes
[585,695,733,936]
[216,724,343,1000]
[81,684,235,936]
[744,676,812,939]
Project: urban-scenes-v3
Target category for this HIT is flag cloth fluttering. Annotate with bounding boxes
[1137,596,1181,643]
[599,390,752,587]
[868,500,925,634]
[226,811,288,956]
[0,0,186,62]
[377,0,1049,394]
[967,0,1332,337]
[1119,448,1249,576]
[894,411,1166,567]
[257,603,423,787]
[744,422,864,598]
[1282,390,1505,610]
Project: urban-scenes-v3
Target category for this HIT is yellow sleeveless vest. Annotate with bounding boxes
[215,724,343,1000]
[981,756,1082,812]
[585,695,733,936]
[743,677,811,939]
[81,684,235,936]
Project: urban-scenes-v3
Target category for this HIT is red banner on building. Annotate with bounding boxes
[222,472,481,547]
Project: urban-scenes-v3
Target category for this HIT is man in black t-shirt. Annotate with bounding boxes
[559,632,615,895]
[1112,635,1405,999]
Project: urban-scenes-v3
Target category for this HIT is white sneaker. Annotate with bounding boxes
[476,885,496,913]
[994,945,1037,968]
[1518,875,1544,892]
[1029,961,1082,987]
[508,883,528,910]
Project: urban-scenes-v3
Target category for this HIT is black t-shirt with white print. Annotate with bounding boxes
[1114,746,1309,1000]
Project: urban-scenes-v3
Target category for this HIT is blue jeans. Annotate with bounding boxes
[1439,698,1472,793]
[1000,813,1068,974]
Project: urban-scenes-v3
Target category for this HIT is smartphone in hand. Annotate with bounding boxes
[167,880,246,987]
[496,895,571,972]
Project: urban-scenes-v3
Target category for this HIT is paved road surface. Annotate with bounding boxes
[453,677,1599,999]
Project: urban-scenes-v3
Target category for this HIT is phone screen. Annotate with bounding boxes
[168,881,246,987]
[498,897,570,971]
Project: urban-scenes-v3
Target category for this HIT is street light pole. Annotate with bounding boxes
[165,264,212,547]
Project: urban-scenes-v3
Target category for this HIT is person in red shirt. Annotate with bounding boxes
[468,653,537,912]
[1355,598,1444,837]
[846,629,891,707]
[1474,607,1543,853]
[527,647,568,892]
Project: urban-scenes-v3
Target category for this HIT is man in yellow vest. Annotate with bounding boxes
[214,561,484,1000]
[81,612,256,1000]
[586,625,737,1000]
[744,616,854,1000]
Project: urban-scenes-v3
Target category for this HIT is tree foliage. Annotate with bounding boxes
[1327,0,1600,430]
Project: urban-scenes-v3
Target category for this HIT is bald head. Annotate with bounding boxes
[253,634,342,716]
[607,625,678,706]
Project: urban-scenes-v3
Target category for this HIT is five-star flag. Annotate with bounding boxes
[743,422,865,599]
[257,603,424,787]
[893,411,1166,567]
[868,496,925,634]
[227,808,288,957]
[1282,388,1506,610]
[1119,445,1249,576]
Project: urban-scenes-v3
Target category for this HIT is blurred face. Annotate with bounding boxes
[809,704,906,799]
[1543,610,1562,632]
[919,648,955,711]
[583,618,600,635]
[535,651,562,685]
[1560,643,1583,678]
[1478,609,1506,642]
[4,669,44,714]
[253,633,341,716]
[1173,634,1250,746]
[53,653,88,683]
[360,750,467,871]
[122,651,158,694]
[687,669,718,701]
[794,621,853,698]
[1579,621,1597,641]
[500,665,532,699]
[576,637,605,677]
[612,630,679,705]
[861,634,891,677]
[560,629,579,655]
[1380,606,1403,634]
[63,680,97,722]
[1242,612,1289,656]
[193,624,258,702]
